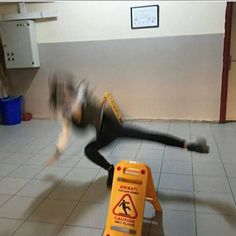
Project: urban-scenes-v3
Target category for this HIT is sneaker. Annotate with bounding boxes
[107,165,114,188]
[187,137,210,153]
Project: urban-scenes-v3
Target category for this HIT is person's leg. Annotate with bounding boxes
[84,138,113,170]
[116,125,209,153]
[84,114,126,188]
[84,137,115,187]
[118,125,185,147]
[186,137,209,153]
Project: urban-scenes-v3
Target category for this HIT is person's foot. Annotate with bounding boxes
[187,137,210,153]
[107,165,114,188]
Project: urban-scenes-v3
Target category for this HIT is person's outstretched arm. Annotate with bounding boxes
[46,118,71,166]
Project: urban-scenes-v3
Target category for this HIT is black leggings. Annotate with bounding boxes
[84,115,186,170]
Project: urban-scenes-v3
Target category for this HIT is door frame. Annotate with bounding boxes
[220,2,233,123]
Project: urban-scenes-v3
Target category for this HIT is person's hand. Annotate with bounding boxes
[45,152,60,166]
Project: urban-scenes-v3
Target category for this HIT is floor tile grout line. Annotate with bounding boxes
[0,152,52,235]
[211,123,236,206]
[0,136,37,154]
[3,121,236,235]
[131,119,145,162]
[132,119,149,162]
[0,137,67,204]
[55,131,121,235]
[136,119,153,236]
[2,207,231,222]
[190,121,198,236]
[55,177,101,235]
[11,217,105,235]
[134,120,152,236]
[1,153,35,168]
[0,164,22,179]
[157,120,171,190]
[0,163,46,198]
[59,222,104,230]
[15,137,57,156]
[92,121,150,234]
[5,162,46,179]
[9,140,89,235]
[6,164,67,235]
[12,168,83,234]
[1,136,58,177]
[85,131,122,236]
[148,121,170,236]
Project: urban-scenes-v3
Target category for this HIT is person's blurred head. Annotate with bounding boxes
[49,71,76,114]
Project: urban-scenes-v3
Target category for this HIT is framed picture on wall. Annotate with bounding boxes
[131,5,159,29]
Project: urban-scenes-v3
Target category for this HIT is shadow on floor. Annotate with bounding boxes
[143,210,165,236]
[20,174,165,236]
[17,175,108,235]
[19,173,236,236]
[158,191,236,228]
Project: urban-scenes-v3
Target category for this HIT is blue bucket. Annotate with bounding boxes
[1,96,22,125]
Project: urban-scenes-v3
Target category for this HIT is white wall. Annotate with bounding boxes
[1,1,226,43]
[0,1,227,121]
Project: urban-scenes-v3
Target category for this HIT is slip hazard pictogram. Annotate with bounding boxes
[104,161,162,236]
[113,194,138,219]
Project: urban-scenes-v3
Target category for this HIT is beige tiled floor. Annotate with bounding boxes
[0,120,236,235]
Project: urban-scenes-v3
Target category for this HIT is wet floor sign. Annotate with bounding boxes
[101,91,123,124]
[104,160,162,236]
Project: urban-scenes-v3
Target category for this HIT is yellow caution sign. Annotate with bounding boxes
[101,91,123,124]
[104,161,162,236]
[113,194,138,219]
